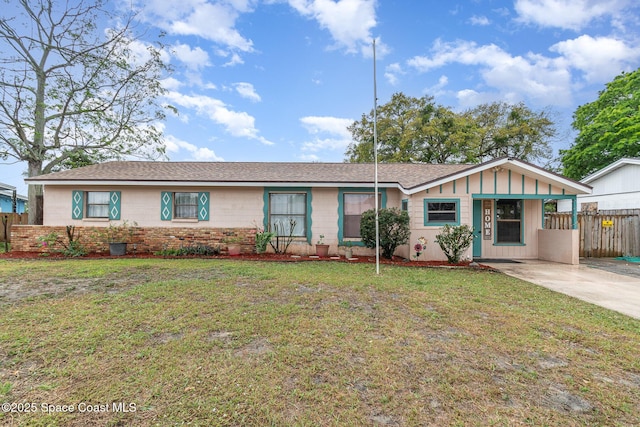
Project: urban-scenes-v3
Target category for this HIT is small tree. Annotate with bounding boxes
[434,224,475,263]
[360,208,410,259]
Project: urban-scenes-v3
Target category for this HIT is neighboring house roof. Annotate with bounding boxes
[0,182,27,201]
[0,191,27,201]
[25,157,591,195]
[580,158,640,184]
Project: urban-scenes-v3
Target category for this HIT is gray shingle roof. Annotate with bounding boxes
[27,161,474,190]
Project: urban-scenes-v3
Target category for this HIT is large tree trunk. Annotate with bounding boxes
[27,160,44,225]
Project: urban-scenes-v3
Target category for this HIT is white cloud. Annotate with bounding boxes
[234,82,261,102]
[165,134,224,161]
[514,0,631,31]
[425,75,449,97]
[165,91,273,144]
[172,43,211,70]
[134,0,254,52]
[299,116,353,152]
[408,39,573,106]
[384,62,404,85]
[469,15,490,26]
[550,35,640,83]
[456,89,502,109]
[287,0,379,55]
[161,77,185,91]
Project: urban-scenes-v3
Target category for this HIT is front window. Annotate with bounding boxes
[424,199,459,225]
[343,193,378,238]
[269,193,306,237]
[174,192,198,219]
[496,199,522,243]
[86,191,109,218]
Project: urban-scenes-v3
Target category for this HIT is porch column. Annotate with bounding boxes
[571,196,578,229]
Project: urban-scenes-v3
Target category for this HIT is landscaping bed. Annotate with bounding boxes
[0,250,481,268]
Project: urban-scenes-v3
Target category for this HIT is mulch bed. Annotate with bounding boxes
[0,251,492,269]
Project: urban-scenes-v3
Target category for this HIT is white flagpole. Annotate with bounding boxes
[373,39,380,275]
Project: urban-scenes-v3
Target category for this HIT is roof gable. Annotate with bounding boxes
[581,158,640,184]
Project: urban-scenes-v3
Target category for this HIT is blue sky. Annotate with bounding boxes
[2,0,640,195]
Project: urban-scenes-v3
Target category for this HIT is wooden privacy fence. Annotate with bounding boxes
[545,211,640,257]
[1,213,28,243]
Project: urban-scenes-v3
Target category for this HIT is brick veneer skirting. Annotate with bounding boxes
[10,225,257,254]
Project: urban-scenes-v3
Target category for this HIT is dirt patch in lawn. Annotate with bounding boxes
[0,252,490,304]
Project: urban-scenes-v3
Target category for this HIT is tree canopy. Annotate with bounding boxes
[345,93,555,165]
[0,0,170,223]
[560,68,640,180]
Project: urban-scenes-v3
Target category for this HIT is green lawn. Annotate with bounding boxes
[0,259,638,426]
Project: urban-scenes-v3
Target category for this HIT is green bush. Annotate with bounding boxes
[155,244,221,257]
[255,229,275,254]
[37,226,87,257]
[434,224,475,263]
[360,207,410,259]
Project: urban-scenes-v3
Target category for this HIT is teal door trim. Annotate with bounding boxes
[472,199,482,258]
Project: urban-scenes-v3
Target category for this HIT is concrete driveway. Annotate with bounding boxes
[482,259,640,320]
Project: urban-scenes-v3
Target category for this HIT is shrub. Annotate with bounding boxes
[37,226,87,257]
[434,224,475,263]
[155,244,220,257]
[255,228,275,254]
[360,207,410,259]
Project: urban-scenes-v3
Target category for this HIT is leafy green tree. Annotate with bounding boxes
[360,207,410,259]
[346,93,555,165]
[560,68,640,179]
[345,93,475,164]
[464,102,555,164]
[0,0,170,223]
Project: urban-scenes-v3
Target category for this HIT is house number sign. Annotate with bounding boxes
[483,200,492,240]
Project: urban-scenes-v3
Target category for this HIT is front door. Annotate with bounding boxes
[472,200,482,258]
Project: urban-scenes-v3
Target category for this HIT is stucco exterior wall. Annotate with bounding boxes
[538,229,579,264]
[41,185,406,257]
[43,186,265,228]
[37,163,580,261]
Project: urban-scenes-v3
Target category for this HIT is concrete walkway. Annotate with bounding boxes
[483,260,640,320]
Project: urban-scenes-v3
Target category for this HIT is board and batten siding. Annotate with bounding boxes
[409,168,567,261]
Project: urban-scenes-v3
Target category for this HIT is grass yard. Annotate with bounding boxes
[0,259,638,426]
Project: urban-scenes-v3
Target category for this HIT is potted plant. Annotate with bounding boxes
[223,235,243,256]
[315,235,329,257]
[343,241,354,259]
[97,220,137,256]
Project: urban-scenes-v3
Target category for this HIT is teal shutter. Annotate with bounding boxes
[198,192,210,221]
[161,191,172,221]
[72,190,84,219]
[109,191,121,220]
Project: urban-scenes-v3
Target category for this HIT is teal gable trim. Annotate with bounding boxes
[480,171,483,194]
[508,170,512,194]
[338,188,387,245]
[108,191,121,220]
[466,176,469,194]
[472,193,575,200]
[263,187,312,244]
[423,198,461,226]
[453,180,456,194]
[494,171,498,194]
